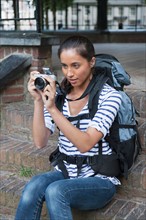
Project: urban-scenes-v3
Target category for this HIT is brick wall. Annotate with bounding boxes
[0,34,60,139]
[1,78,24,103]
[0,44,53,105]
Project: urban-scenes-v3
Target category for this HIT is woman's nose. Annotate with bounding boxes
[66,68,74,77]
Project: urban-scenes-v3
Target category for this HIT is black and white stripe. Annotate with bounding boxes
[44,83,122,184]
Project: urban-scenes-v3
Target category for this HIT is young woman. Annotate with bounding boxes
[15,35,122,220]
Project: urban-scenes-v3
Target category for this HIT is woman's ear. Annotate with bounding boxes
[90,57,96,68]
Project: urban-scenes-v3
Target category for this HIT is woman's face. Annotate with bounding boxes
[60,48,95,88]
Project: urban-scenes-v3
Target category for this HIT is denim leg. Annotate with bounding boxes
[15,171,64,220]
[45,176,116,220]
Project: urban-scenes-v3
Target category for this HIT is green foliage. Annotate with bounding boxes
[34,0,74,11]
[19,166,35,178]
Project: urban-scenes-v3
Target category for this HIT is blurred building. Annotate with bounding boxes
[0,0,146,31]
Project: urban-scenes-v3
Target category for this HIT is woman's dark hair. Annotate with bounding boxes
[58,35,95,61]
[58,35,95,93]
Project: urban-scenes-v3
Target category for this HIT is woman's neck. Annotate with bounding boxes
[67,75,93,101]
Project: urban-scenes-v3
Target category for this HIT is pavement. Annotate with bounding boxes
[51,43,146,91]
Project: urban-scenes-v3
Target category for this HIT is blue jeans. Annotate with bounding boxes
[15,170,116,220]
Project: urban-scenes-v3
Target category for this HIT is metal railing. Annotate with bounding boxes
[0,0,146,32]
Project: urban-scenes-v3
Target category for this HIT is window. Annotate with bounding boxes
[108,7,112,16]
[119,7,123,16]
[85,19,90,30]
[72,19,77,27]
[85,5,90,15]
[130,7,136,16]
[58,10,63,16]
[72,5,76,15]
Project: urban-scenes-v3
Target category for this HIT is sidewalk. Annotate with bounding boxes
[52,43,146,91]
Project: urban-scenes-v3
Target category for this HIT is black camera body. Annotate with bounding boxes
[34,68,56,91]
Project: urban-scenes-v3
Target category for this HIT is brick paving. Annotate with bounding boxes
[0,168,146,220]
[0,43,146,220]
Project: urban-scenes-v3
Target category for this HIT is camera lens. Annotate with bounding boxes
[34,77,47,90]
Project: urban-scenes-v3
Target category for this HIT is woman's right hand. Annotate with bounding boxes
[28,71,42,101]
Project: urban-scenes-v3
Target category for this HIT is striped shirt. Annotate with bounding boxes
[44,83,122,185]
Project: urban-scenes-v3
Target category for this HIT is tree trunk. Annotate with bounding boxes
[13,0,20,30]
[97,0,108,30]
[35,0,43,33]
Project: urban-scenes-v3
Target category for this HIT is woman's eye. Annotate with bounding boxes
[73,63,79,69]
[61,64,67,69]
[61,63,80,69]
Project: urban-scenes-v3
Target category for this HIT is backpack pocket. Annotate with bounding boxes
[118,134,137,174]
[88,154,121,177]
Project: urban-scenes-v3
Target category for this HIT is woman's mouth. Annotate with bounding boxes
[68,79,78,85]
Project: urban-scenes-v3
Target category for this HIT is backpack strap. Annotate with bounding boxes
[66,73,101,102]
[88,68,109,118]
[55,73,97,112]
[49,146,121,178]
[55,69,109,113]
[67,114,90,128]
[51,69,121,178]
[66,70,109,127]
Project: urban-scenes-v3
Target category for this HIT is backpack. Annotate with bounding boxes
[50,54,142,179]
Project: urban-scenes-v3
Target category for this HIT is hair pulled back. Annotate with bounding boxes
[58,35,95,61]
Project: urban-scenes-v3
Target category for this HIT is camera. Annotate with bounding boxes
[34,68,56,91]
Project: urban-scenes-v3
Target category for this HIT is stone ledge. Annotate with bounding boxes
[45,30,146,43]
[0,31,146,47]
[0,53,32,89]
[0,32,60,46]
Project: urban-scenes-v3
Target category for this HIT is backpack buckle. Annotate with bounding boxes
[86,156,93,165]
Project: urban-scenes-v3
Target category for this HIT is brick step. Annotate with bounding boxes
[1,103,34,142]
[0,134,146,199]
[126,90,146,118]
[1,115,145,152]
[0,134,58,173]
[1,90,146,142]
[0,170,146,220]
